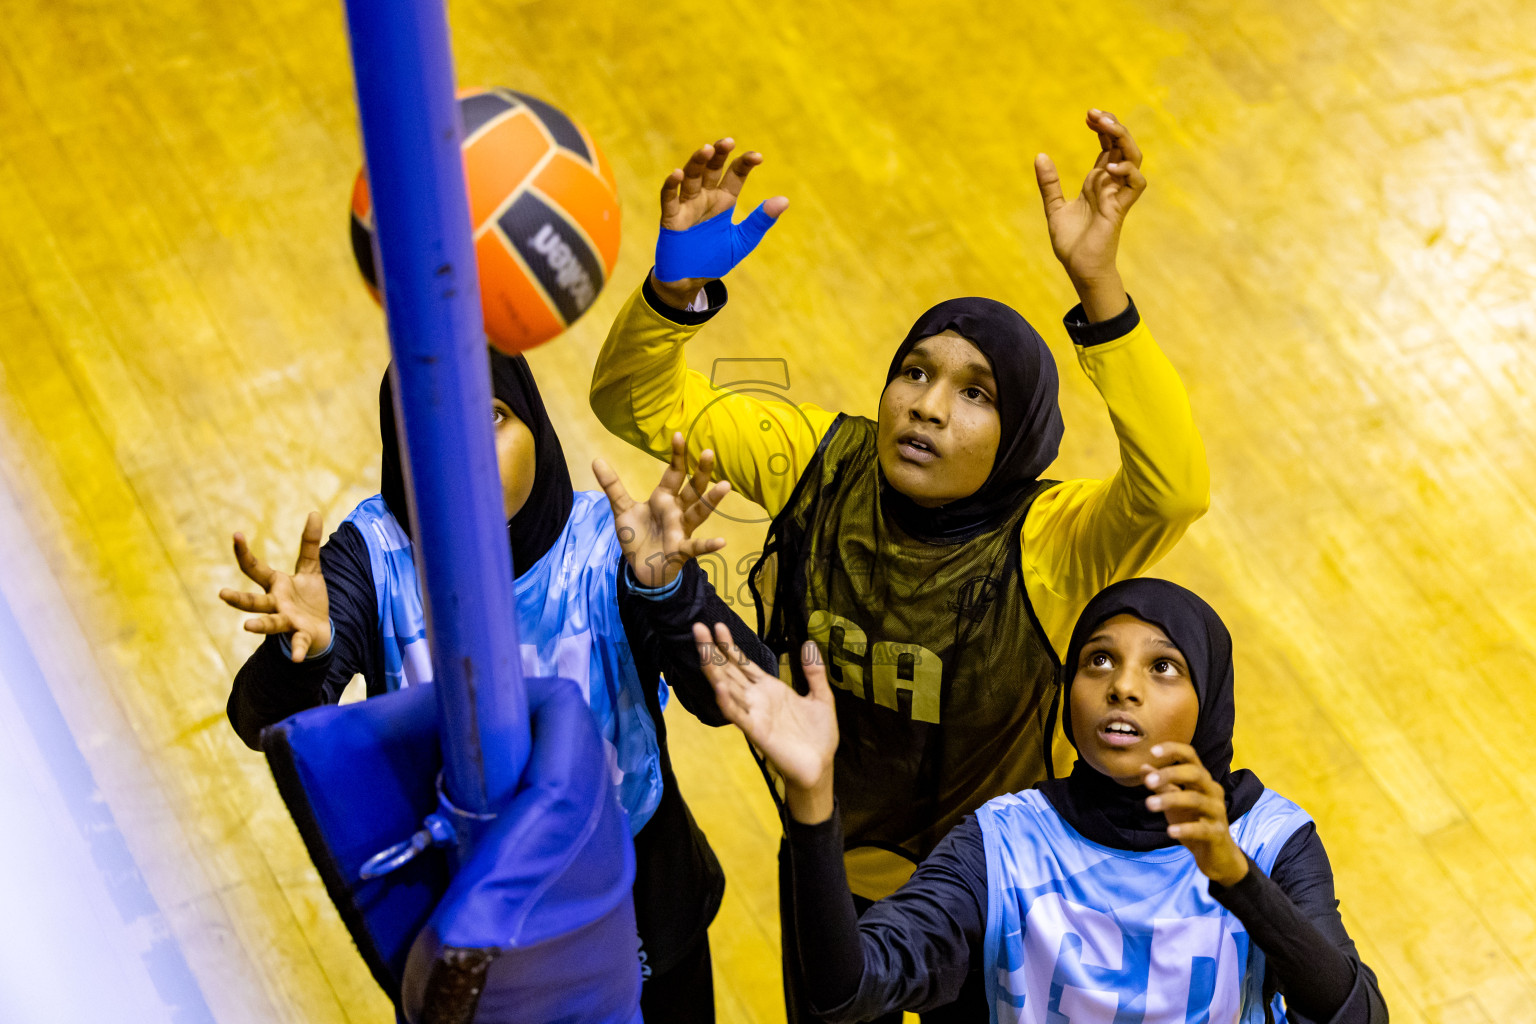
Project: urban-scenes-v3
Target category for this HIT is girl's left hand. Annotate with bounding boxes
[593,432,731,589]
[696,625,839,824]
[1141,742,1250,888]
[1035,109,1147,320]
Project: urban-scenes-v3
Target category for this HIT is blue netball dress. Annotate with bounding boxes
[977,788,1311,1024]
[343,489,664,834]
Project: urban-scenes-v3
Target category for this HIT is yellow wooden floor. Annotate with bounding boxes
[2,0,1535,1020]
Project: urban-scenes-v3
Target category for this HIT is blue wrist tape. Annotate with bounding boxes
[654,203,779,282]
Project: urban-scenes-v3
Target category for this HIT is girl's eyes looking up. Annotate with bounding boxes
[898,364,992,403]
[1078,649,1186,678]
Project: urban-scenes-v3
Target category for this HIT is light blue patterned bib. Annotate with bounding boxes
[978,787,1311,1024]
[343,491,664,833]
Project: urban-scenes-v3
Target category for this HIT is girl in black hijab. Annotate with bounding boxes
[378,350,572,578]
[875,296,1064,544]
[685,576,1388,1023]
[1038,576,1265,853]
[221,350,730,1023]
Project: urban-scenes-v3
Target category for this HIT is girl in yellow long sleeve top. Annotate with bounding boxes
[591,110,1208,1023]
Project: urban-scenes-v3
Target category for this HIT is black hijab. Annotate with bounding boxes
[1037,578,1264,851]
[878,297,1064,543]
[379,350,574,579]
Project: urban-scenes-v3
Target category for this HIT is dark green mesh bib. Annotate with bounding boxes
[750,415,1060,866]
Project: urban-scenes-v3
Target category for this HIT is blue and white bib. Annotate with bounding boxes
[343,491,665,834]
[978,787,1311,1024]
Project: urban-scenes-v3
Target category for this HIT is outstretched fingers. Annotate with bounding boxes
[701,137,735,190]
[654,431,690,497]
[720,149,764,198]
[800,640,832,702]
[695,622,751,719]
[219,587,276,614]
[294,512,323,574]
[677,535,727,562]
[713,621,760,673]
[243,612,292,636]
[679,446,726,528]
[678,143,715,202]
[591,458,636,518]
[682,479,731,535]
[683,446,716,502]
[659,167,684,222]
[694,622,735,676]
[232,532,275,590]
[1034,153,1066,218]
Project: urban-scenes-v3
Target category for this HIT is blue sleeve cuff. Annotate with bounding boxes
[624,563,686,600]
[1062,294,1141,346]
[277,618,336,661]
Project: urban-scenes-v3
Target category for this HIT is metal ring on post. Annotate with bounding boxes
[357,812,458,881]
[433,769,498,871]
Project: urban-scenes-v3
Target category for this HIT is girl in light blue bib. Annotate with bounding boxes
[689,577,1388,1024]
[356,353,665,833]
[222,352,735,1019]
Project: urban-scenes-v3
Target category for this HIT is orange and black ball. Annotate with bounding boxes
[350,87,621,354]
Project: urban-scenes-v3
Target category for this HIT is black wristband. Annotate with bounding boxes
[641,273,729,326]
[1062,294,1141,346]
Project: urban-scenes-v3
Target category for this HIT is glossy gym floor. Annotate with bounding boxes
[0,0,1533,1020]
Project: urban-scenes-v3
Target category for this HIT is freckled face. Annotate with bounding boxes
[1069,614,1200,786]
[493,399,536,518]
[876,331,1001,508]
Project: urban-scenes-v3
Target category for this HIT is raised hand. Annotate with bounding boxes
[1141,742,1250,887]
[695,623,839,823]
[219,512,332,662]
[1035,109,1147,321]
[593,432,731,589]
[650,137,790,305]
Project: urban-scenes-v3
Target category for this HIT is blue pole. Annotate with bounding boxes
[339,0,529,823]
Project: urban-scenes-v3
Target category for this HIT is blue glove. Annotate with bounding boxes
[654,203,781,282]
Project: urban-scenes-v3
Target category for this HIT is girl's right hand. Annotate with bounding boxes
[649,137,789,308]
[219,512,332,662]
[1141,742,1249,888]
[694,624,839,823]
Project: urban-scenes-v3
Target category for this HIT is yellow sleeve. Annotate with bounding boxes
[590,282,839,516]
[1021,318,1211,658]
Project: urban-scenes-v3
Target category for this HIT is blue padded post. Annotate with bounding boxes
[339,0,529,822]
